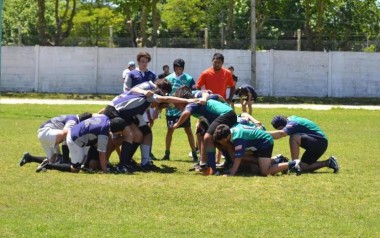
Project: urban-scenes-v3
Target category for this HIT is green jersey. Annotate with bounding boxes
[166,73,195,117]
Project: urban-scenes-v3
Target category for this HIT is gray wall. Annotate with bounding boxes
[1,46,380,97]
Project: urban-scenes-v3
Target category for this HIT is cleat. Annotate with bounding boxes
[115,165,132,174]
[141,161,160,172]
[150,152,157,161]
[161,155,170,161]
[289,160,302,176]
[328,156,339,173]
[36,159,49,173]
[188,150,200,158]
[194,163,207,172]
[202,167,220,176]
[274,154,289,163]
[276,155,289,174]
[19,152,31,166]
[81,166,96,173]
[294,160,302,176]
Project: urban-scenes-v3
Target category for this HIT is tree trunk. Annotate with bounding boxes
[54,0,76,46]
[315,0,325,51]
[140,2,149,47]
[151,0,159,47]
[225,0,234,48]
[303,0,314,50]
[37,0,48,45]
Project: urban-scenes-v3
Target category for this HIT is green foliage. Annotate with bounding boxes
[363,44,377,52]
[161,0,206,37]
[2,0,380,50]
[68,5,124,46]
[0,104,379,237]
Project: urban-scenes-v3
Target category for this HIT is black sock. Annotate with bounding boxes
[120,142,136,166]
[29,154,46,163]
[131,143,140,159]
[61,145,71,163]
[46,163,72,172]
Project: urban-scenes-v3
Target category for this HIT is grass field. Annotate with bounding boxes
[0,104,379,237]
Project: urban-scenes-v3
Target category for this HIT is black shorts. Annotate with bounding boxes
[300,134,328,164]
[251,145,273,158]
[166,115,191,128]
[207,111,237,135]
[103,105,138,126]
[139,124,152,136]
[83,146,100,167]
[195,119,209,135]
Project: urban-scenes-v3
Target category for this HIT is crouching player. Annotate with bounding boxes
[269,115,339,174]
[20,112,93,167]
[173,86,237,175]
[213,124,300,176]
[36,115,127,174]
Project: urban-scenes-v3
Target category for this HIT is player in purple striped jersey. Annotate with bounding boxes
[19,112,92,168]
[102,88,198,172]
[36,115,127,174]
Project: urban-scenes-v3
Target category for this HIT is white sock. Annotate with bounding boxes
[140,144,151,165]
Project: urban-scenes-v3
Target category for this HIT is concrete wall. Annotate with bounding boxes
[1,46,380,98]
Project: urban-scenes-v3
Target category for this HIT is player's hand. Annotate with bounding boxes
[173,123,179,129]
[144,90,154,97]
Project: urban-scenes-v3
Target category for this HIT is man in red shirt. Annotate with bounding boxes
[196,53,235,102]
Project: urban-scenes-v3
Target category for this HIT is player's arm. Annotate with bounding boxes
[240,113,262,128]
[125,75,133,91]
[155,95,195,104]
[98,151,108,173]
[146,108,154,127]
[268,130,288,139]
[129,87,154,97]
[228,86,235,102]
[227,157,242,176]
[173,110,191,129]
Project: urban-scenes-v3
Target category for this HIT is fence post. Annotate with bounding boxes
[328,51,332,97]
[269,49,274,97]
[95,46,99,94]
[34,45,40,92]
[204,28,208,49]
[109,26,113,48]
[297,29,301,51]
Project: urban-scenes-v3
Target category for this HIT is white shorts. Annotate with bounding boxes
[226,87,231,99]
[137,114,148,127]
[37,127,61,159]
[66,130,90,165]
[142,108,155,123]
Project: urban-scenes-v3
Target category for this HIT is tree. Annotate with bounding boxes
[36,0,77,46]
[2,0,40,45]
[69,3,124,46]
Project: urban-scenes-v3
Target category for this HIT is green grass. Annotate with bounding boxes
[0,104,379,237]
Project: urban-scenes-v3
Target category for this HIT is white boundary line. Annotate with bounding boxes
[1,98,380,110]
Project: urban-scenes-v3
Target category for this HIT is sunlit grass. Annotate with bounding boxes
[0,104,379,237]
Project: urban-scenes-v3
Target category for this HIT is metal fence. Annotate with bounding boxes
[4,35,379,52]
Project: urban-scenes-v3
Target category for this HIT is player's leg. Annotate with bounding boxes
[179,117,197,161]
[247,99,253,115]
[240,98,247,113]
[299,135,329,172]
[289,134,302,160]
[163,116,176,160]
[257,146,296,176]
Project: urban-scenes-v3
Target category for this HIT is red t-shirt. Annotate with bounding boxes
[196,67,235,99]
